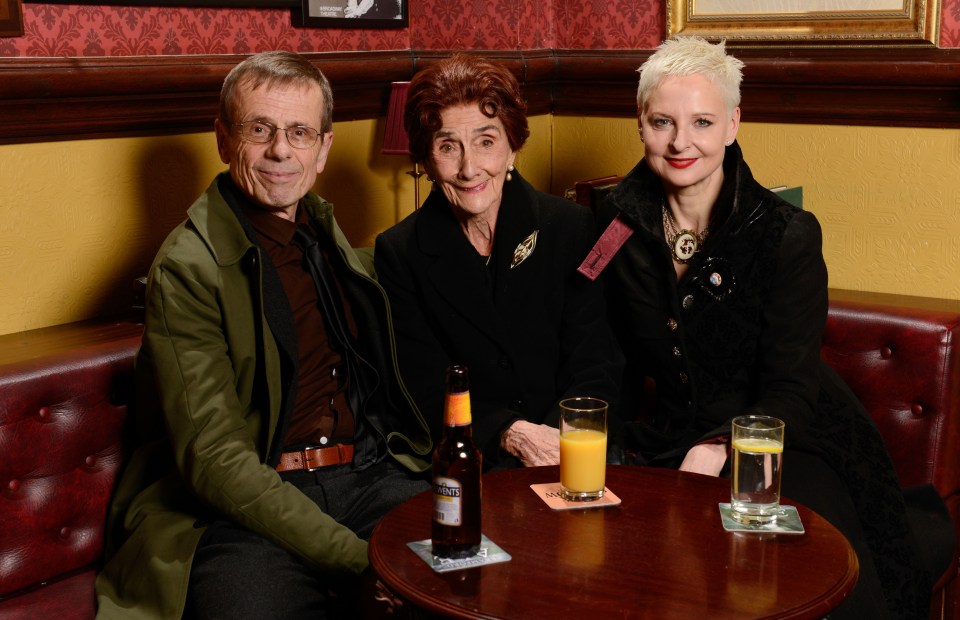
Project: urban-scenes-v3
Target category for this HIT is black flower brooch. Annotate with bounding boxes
[692,256,736,302]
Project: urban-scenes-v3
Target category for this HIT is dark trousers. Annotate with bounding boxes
[779,450,889,620]
[187,459,429,620]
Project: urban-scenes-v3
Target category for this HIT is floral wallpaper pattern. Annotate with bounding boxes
[0,0,957,55]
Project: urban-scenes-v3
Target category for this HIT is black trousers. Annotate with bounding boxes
[779,450,890,620]
[187,459,429,620]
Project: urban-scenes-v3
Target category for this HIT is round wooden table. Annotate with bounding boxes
[369,465,858,619]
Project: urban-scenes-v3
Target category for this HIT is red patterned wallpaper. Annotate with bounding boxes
[0,0,957,56]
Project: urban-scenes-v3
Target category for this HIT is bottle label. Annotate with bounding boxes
[433,476,463,526]
[444,392,472,427]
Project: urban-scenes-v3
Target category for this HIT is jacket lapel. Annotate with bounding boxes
[413,175,545,351]
[489,175,541,313]
[415,190,511,349]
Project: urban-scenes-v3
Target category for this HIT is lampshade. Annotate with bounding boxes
[382,81,411,155]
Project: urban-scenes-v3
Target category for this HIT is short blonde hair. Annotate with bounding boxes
[636,37,744,115]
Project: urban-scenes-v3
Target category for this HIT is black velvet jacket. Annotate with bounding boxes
[375,171,623,467]
[597,143,930,617]
[598,142,827,457]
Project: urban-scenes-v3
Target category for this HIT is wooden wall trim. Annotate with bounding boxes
[554,48,960,128]
[1,47,959,145]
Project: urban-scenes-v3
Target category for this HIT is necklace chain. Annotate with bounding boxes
[662,204,708,264]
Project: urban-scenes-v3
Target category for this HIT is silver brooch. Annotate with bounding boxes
[511,230,539,269]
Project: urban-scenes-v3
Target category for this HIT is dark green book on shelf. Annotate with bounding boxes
[770,185,803,209]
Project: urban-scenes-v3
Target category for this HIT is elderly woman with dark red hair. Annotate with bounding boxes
[375,54,622,470]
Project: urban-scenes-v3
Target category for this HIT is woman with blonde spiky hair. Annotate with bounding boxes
[587,36,938,618]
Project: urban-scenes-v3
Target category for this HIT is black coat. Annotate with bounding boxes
[596,143,930,618]
[599,143,828,454]
[375,172,623,467]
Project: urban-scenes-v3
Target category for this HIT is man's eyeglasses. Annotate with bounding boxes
[232,120,321,149]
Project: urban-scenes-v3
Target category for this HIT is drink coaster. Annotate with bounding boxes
[407,535,512,572]
[718,503,805,534]
[530,482,622,510]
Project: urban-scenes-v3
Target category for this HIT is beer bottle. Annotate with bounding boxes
[432,365,482,559]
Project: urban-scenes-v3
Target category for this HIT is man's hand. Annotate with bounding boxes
[679,443,728,477]
[500,420,560,467]
[355,567,403,617]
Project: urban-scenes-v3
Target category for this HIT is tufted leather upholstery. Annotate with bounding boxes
[824,290,960,494]
[0,319,142,619]
[823,289,960,617]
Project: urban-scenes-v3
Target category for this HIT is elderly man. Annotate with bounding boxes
[95,51,432,619]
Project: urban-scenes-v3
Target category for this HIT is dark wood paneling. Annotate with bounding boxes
[1,47,959,145]
[0,51,419,144]
[552,48,960,128]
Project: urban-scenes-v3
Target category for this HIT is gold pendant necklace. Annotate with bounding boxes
[662,204,708,264]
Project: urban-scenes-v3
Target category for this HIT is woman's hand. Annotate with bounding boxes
[500,420,560,467]
[679,443,728,477]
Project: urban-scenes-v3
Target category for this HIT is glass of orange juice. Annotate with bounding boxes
[559,397,608,501]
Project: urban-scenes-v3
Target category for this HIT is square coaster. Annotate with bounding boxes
[530,482,622,510]
[407,535,512,573]
[718,503,805,534]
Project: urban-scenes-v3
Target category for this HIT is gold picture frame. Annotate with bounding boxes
[667,0,941,46]
[0,0,23,37]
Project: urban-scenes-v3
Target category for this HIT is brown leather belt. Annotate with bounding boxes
[276,444,354,472]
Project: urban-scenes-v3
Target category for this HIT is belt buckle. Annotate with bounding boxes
[303,444,351,471]
[303,446,325,472]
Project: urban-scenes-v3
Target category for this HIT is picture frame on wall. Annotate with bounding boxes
[0,0,24,37]
[298,0,406,28]
[667,0,940,46]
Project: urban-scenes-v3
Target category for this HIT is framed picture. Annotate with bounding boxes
[298,0,406,28]
[667,0,941,46]
[0,0,23,37]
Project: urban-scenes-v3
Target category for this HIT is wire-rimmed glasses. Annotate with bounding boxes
[232,120,321,149]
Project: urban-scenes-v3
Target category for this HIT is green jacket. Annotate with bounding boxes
[95,175,432,619]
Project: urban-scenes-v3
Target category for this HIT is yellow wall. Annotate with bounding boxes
[552,116,960,301]
[0,114,955,336]
[0,116,553,336]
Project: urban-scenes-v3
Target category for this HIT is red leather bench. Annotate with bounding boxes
[0,319,142,620]
[1,290,958,618]
[823,289,960,618]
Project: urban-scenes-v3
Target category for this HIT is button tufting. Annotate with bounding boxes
[59,527,71,539]
[38,406,51,420]
[912,404,924,417]
[881,346,893,359]
[85,455,97,467]
[7,479,20,492]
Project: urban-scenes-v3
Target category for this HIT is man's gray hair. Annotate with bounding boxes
[220,51,334,134]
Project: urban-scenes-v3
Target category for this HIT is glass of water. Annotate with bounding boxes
[730,415,785,525]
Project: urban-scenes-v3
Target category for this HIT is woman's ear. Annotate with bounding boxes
[726,106,741,145]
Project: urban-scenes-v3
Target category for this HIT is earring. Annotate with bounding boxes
[506,164,514,182]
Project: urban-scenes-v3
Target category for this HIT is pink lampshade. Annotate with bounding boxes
[382,81,411,155]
